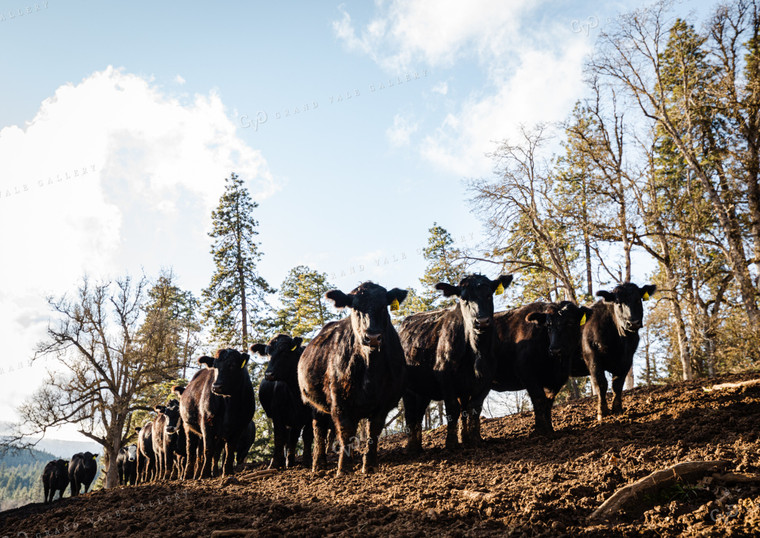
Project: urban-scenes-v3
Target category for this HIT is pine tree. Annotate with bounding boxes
[419,223,466,308]
[273,265,338,338]
[202,173,273,349]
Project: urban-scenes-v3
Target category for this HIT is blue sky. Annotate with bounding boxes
[0,0,714,438]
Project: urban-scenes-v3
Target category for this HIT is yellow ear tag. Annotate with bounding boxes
[580,313,587,326]
[240,360,246,368]
[642,292,650,301]
[291,344,297,351]
[390,298,400,311]
[93,455,97,460]
[495,282,504,295]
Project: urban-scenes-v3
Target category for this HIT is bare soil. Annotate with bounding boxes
[3,372,760,537]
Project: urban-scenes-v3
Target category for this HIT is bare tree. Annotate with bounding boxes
[18,275,187,488]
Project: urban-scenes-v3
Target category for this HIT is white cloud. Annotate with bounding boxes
[0,66,276,423]
[334,1,592,175]
[386,114,419,147]
[335,0,534,71]
[175,74,186,85]
[431,82,448,95]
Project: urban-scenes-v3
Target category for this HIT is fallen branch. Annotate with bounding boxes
[589,460,731,521]
[703,379,760,392]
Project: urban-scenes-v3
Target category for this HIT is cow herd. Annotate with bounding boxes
[41,275,656,497]
[41,452,98,504]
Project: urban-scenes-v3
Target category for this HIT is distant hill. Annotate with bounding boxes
[0,447,57,511]
[0,440,102,511]
[34,439,101,460]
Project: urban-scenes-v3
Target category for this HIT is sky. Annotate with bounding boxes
[0,0,715,441]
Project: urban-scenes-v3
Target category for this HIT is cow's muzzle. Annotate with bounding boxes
[363,333,383,349]
[165,426,177,434]
[474,317,491,330]
[549,346,562,357]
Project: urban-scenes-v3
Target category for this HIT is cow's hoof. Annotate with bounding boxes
[335,468,353,477]
[361,465,376,474]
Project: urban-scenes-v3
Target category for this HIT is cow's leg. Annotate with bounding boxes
[457,398,470,445]
[526,385,553,435]
[312,414,329,471]
[286,427,300,468]
[222,439,235,476]
[200,422,214,479]
[611,372,626,415]
[333,408,358,476]
[444,398,462,449]
[270,421,287,469]
[184,432,197,480]
[588,363,609,421]
[301,421,314,468]
[363,414,385,474]
[403,391,428,455]
[465,402,484,446]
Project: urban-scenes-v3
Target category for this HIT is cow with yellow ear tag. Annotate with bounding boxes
[400,273,513,454]
[582,282,656,421]
[250,334,317,469]
[492,301,592,435]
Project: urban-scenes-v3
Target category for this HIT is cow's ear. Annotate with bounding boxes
[492,274,513,295]
[326,289,353,308]
[155,405,165,414]
[579,306,592,326]
[172,385,185,397]
[198,355,214,368]
[250,343,267,356]
[526,312,547,326]
[435,283,460,297]
[641,284,656,301]
[291,337,303,350]
[386,288,408,310]
[240,353,250,369]
[596,290,615,303]
[92,454,98,460]
[135,427,141,433]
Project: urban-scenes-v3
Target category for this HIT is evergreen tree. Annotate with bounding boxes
[202,172,273,349]
[419,223,467,308]
[273,265,339,338]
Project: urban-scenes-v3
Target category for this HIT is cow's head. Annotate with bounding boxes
[163,400,182,435]
[436,274,513,332]
[326,282,407,351]
[527,301,592,357]
[199,348,250,397]
[597,282,656,333]
[251,334,303,382]
[127,444,137,462]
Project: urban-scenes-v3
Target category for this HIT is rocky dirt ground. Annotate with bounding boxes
[2,372,760,537]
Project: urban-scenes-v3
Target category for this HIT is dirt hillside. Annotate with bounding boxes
[2,372,760,537]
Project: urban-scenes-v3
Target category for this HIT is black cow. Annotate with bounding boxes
[493,301,591,434]
[582,282,656,421]
[152,400,181,481]
[298,282,408,476]
[178,349,255,478]
[252,334,313,469]
[42,459,68,503]
[69,452,98,495]
[400,274,513,453]
[116,444,138,486]
[136,423,155,483]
